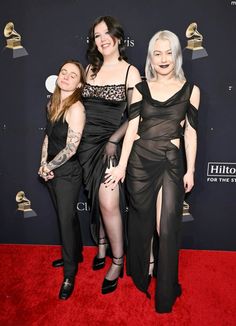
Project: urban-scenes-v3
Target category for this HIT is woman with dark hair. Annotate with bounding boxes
[107,30,200,312]
[79,16,141,294]
[38,60,86,300]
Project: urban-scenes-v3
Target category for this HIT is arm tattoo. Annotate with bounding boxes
[46,127,82,171]
[41,136,48,166]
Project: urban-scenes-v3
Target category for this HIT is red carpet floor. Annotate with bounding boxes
[1,245,236,326]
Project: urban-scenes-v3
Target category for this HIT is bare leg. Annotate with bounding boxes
[156,187,163,235]
[147,187,163,276]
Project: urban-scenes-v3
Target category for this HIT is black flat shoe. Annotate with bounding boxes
[52,254,83,268]
[101,255,124,295]
[59,277,74,300]
[52,258,64,268]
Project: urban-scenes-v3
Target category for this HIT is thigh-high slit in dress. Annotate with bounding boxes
[126,80,198,313]
[78,65,132,243]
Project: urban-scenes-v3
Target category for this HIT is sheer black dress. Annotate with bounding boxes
[126,80,198,313]
[78,65,132,242]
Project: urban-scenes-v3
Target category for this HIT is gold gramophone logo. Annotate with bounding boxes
[182,201,194,222]
[184,22,208,60]
[4,22,28,58]
[16,191,37,218]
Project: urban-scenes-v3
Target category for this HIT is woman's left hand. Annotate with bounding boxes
[38,165,54,181]
[103,142,118,168]
[183,171,194,193]
[104,165,126,190]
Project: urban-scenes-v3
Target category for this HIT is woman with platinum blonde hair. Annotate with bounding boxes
[106,30,200,313]
[145,30,185,81]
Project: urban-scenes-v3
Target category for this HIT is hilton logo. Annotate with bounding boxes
[207,162,236,183]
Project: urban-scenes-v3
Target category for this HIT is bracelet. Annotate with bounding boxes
[108,140,119,145]
[41,161,47,166]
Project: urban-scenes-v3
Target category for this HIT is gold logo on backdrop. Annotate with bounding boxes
[16,191,37,218]
[184,22,208,59]
[3,22,28,58]
[182,201,194,222]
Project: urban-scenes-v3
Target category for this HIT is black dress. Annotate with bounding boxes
[126,80,198,312]
[79,66,131,242]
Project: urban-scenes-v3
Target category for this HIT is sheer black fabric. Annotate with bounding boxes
[126,80,197,312]
[79,65,132,242]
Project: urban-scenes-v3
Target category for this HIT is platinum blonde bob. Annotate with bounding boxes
[145,30,185,81]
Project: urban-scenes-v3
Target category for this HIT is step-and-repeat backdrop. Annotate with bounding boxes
[0,0,235,250]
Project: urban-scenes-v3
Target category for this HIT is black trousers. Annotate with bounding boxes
[47,160,83,278]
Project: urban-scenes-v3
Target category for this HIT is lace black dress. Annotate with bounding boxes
[126,80,198,313]
[79,66,131,242]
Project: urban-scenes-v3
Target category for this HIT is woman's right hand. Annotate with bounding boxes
[38,166,54,181]
[104,164,126,190]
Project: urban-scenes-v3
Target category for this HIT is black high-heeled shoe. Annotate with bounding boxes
[92,237,111,271]
[101,255,124,295]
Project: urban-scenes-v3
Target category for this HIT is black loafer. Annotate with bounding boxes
[52,254,83,267]
[52,258,64,267]
[59,277,74,300]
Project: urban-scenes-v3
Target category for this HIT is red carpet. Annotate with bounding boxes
[1,245,236,326]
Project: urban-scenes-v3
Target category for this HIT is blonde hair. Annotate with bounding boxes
[48,60,85,123]
[145,30,185,81]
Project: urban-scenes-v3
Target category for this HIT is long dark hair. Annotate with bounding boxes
[49,59,86,123]
[87,16,127,78]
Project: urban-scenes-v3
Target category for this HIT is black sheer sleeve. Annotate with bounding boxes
[103,87,134,167]
[187,103,198,131]
[128,101,142,121]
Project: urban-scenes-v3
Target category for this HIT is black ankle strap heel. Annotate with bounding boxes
[92,237,110,271]
[101,255,124,294]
